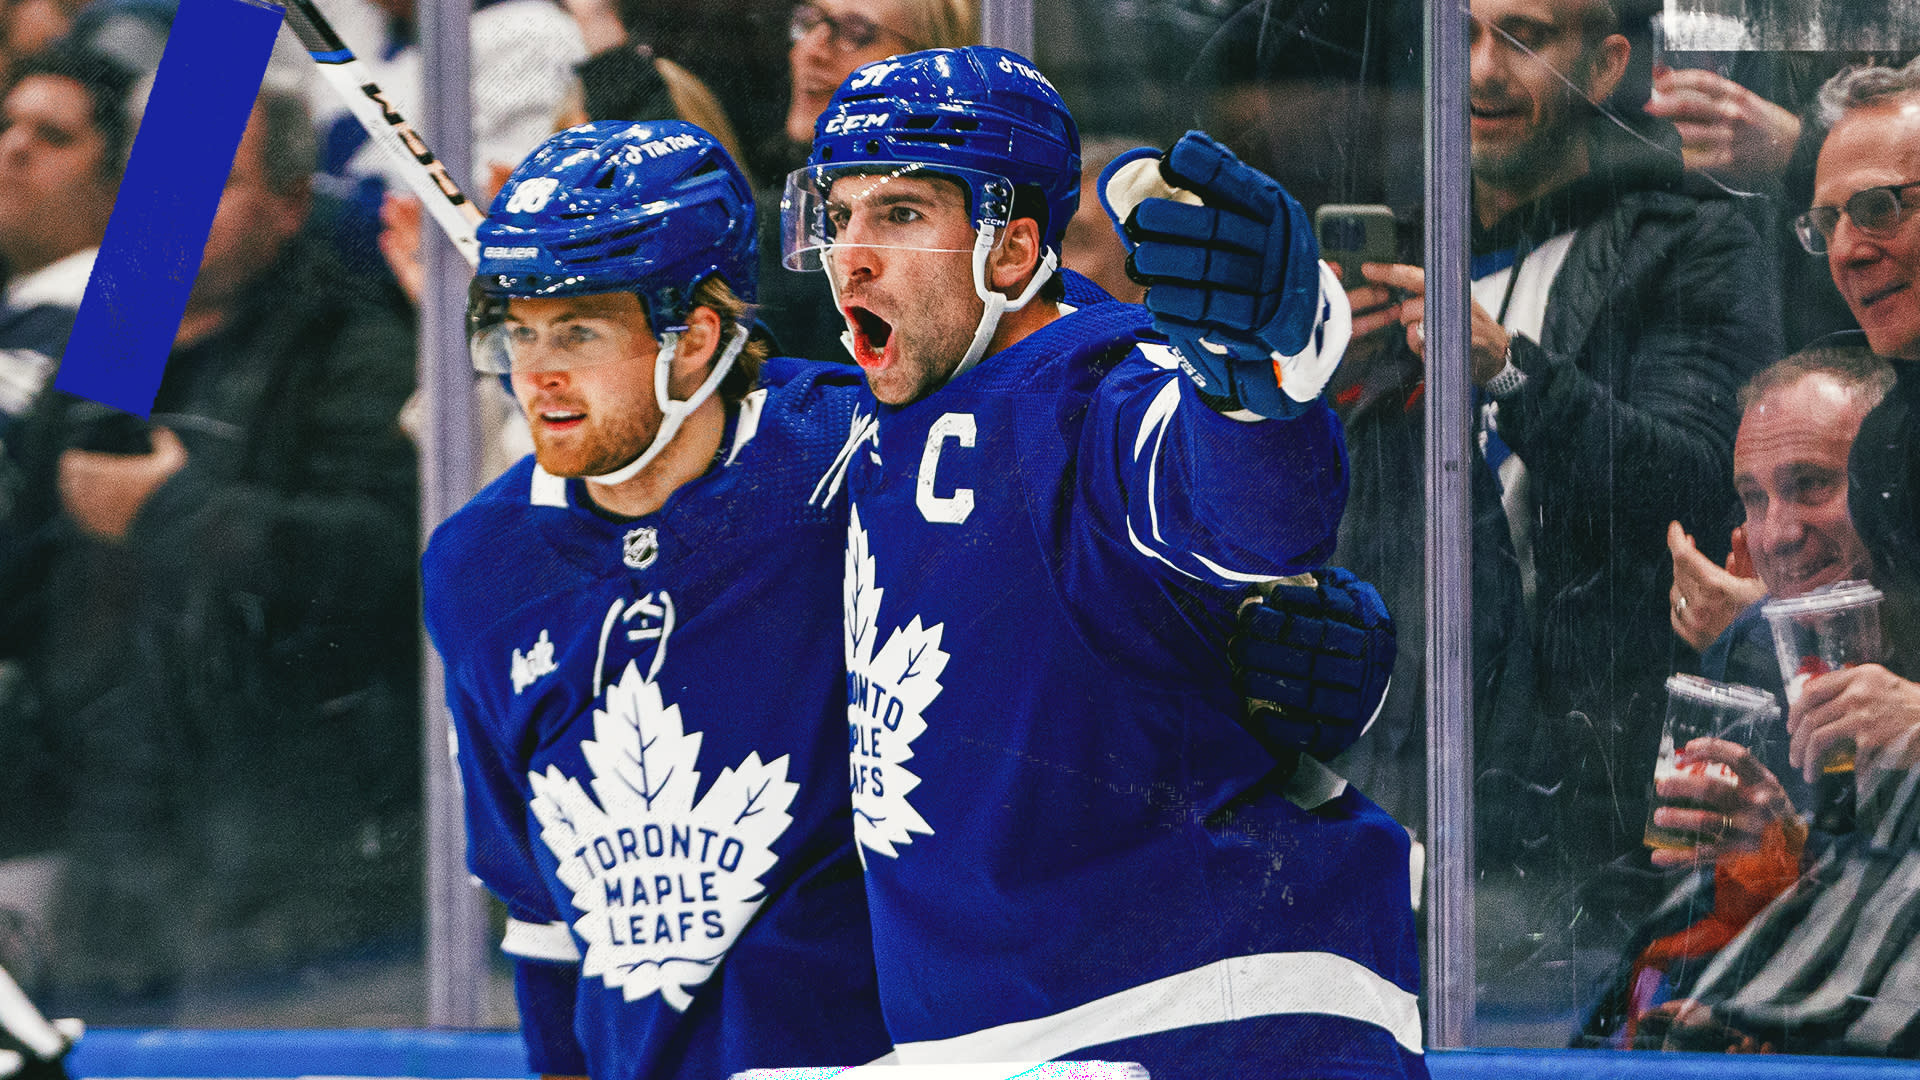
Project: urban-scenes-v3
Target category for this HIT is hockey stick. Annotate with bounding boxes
[281,0,483,267]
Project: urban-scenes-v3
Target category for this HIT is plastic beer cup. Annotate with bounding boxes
[1762,580,1884,774]
[1644,675,1780,851]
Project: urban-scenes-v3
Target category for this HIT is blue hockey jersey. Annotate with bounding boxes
[422,361,890,1079]
[837,282,1427,1078]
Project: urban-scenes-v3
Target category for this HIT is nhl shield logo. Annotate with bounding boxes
[622,526,660,569]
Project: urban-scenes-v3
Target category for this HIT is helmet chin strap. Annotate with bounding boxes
[586,324,750,487]
[823,256,859,364]
[818,227,1057,383]
[949,224,1055,383]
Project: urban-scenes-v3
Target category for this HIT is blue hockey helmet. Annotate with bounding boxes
[783,45,1081,271]
[472,120,757,487]
[783,47,1081,380]
[471,119,757,348]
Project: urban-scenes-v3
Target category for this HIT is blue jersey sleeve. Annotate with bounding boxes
[442,666,589,1072]
[1087,341,1348,587]
[515,959,587,1076]
[425,529,587,1074]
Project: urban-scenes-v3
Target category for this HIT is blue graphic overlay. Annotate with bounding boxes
[54,0,284,417]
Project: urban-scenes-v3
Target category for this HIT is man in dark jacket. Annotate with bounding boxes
[0,85,419,999]
[1338,0,1776,916]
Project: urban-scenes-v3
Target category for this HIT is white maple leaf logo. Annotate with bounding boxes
[528,662,797,1011]
[845,505,946,859]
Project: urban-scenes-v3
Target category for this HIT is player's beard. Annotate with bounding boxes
[840,255,985,407]
[529,404,662,479]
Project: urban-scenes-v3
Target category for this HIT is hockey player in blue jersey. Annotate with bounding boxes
[784,47,1427,1077]
[420,121,893,1079]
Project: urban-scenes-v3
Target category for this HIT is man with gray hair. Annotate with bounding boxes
[1799,60,1920,595]
[1802,56,1920,366]
[0,83,421,997]
[1760,57,1920,833]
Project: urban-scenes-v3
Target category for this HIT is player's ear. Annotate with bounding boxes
[988,216,1044,295]
[674,305,725,370]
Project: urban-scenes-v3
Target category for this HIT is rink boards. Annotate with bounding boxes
[63,1030,1920,1080]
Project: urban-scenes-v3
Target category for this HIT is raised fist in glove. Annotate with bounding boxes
[1100,131,1351,421]
[1232,567,1394,763]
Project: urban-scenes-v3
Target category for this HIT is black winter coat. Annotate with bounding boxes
[1333,116,1779,873]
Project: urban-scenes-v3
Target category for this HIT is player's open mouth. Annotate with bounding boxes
[539,409,586,431]
[847,306,895,369]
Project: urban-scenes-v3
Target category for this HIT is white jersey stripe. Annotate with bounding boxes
[1124,515,1201,582]
[1133,379,1182,546]
[891,951,1423,1063]
[501,917,581,962]
[1193,549,1282,584]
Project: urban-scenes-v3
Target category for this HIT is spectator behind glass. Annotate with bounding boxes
[1792,58,1920,825]
[1586,349,1918,1054]
[1669,346,1892,808]
[1631,8,1916,353]
[0,43,131,430]
[0,0,86,80]
[1339,0,1776,875]
[0,84,420,1004]
[1818,60,1920,612]
[782,0,971,154]
[1061,136,1148,305]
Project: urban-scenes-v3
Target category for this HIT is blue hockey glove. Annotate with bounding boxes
[1099,132,1350,421]
[1231,568,1394,763]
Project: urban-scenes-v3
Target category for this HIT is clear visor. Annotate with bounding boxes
[469,307,651,375]
[781,162,1012,271]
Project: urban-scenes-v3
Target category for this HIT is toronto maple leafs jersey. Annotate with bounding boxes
[422,360,889,1079]
[838,278,1426,1079]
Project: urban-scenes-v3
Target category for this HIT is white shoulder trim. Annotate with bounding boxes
[891,951,1422,1064]
[529,464,567,508]
[500,918,581,962]
[725,388,769,466]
